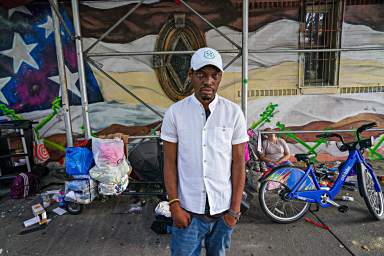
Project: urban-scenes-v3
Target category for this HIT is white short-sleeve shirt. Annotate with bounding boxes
[161,94,249,214]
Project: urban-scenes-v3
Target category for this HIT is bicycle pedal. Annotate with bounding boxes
[338,205,349,213]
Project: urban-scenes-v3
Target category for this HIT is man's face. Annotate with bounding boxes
[189,65,222,103]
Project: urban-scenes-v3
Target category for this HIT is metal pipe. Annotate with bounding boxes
[241,0,248,121]
[180,0,241,49]
[258,128,384,135]
[121,191,166,196]
[48,0,74,40]
[224,53,241,70]
[84,0,144,54]
[129,135,159,139]
[19,129,32,173]
[87,46,384,57]
[87,57,163,118]
[86,49,240,57]
[114,129,384,138]
[71,0,92,139]
[51,0,74,146]
[86,48,384,58]
[249,47,384,54]
[129,181,164,184]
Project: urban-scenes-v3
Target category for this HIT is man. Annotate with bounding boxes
[161,47,248,256]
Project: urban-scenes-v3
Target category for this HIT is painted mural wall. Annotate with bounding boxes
[0,0,383,161]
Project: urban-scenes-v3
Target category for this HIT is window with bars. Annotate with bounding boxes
[300,0,343,87]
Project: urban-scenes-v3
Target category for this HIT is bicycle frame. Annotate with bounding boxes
[288,149,382,208]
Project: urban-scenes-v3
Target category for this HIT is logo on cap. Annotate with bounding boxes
[203,50,215,59]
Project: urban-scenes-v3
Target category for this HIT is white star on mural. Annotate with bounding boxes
[0,77,11,105]
[38,16,54,39]
[8,6,32,18]
[48,66,81,98]
[0,33,39,74]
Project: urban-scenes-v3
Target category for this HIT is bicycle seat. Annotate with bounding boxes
[295,154,315,162]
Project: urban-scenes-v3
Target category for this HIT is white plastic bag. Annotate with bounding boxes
[98,174,129,195]
[155,201,171,218]
[90,137,131,195]
[89,158,131,184]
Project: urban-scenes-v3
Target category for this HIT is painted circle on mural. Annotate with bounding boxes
[34,142,49,162]
[154,15,206,102]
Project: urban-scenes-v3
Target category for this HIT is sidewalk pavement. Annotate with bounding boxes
[0,160,384,256]
[0,187,383,256]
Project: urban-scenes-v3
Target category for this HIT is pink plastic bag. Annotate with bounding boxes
[92,137,125,167]
[245,144,250,162]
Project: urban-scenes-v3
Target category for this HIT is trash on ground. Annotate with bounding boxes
[52,207,67,216]
[89,137,131,196]
[19,223,47,235]
[128,205,143,214]
[341,196,354,201]
[44,190,61,195]
[23,216,40,228]
[127,202,144,214]
[31,204,47,225]
[39,190,64,208]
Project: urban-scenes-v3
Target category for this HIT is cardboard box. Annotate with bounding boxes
[31,204,47,225]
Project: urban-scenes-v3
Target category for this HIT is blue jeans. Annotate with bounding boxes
[171,216,234,256]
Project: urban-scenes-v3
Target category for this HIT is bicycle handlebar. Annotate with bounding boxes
[316,122,377,151]
[356,122,377,136]
[316,132,346,144]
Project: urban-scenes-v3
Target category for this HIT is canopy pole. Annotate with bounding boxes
[241,0,249,122]
[51,0,73,146]
[71,0,91,139]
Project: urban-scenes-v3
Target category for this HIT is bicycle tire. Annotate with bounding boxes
[259,179,310,224]
[356,163,384,220]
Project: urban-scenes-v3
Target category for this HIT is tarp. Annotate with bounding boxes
[128,140,162,181]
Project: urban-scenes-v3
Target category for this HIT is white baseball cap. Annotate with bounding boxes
[190,47,223,72]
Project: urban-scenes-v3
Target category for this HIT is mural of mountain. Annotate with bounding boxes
[284,113,384,143]
[68,0,298,44]
[84,19,384,74]
[344,4,384,32]
[18,101,164,137]
[84,19,299,73]
[247,93,384,128]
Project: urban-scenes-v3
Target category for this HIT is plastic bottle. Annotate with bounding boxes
[341,196,354,202]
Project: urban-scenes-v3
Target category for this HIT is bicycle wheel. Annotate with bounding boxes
[66,202,83,215]
[259,180,310,223]
[357,164,384,220]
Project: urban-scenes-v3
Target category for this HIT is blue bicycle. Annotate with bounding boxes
[259,122,384,223]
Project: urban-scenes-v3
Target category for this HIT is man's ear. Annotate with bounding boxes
[188,69,193,80]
